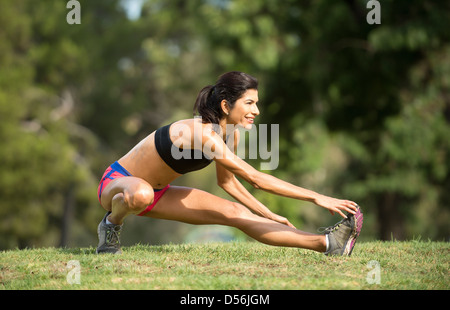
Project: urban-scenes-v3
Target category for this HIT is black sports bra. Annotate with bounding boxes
[154,123,213,174]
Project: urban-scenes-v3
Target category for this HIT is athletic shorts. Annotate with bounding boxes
[97,161,170,216]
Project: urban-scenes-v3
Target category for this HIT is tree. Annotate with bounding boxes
[178,0,450,239]
[0,0,127,248]
[1,0,448,249]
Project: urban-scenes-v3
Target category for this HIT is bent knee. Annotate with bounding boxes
[124,185,154,212]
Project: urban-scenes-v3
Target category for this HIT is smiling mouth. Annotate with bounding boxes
[245,117,255,123]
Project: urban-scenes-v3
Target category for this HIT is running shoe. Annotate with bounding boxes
[322,206,363,256]
[96,211,122,254]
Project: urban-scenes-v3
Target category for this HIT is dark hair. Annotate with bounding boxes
[193,71,258,124]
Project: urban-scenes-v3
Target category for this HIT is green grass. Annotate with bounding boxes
[0,241,448,290]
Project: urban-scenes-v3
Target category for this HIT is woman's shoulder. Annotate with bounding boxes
[171,118,214,134]
[170,117,203,127]
[170,118,239,142]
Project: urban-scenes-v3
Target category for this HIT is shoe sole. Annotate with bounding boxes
[344,206,363,256]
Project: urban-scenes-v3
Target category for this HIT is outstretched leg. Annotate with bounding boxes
[146,186,327,252]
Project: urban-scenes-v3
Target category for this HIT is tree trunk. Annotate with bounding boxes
[377,192,406,241]
[60,187,75,247]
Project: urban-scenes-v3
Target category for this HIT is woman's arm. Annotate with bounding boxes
[215,129,295,227]
[216,161,295,227]
[205,128,358,218]
[246,170,357,218]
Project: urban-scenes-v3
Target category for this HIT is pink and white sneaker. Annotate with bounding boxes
[323,206,363,256]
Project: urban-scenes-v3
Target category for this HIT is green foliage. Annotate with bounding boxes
[0,0,110,248]
[0,0,449,249]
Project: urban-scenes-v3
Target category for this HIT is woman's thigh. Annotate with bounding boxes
[144,185,252,225]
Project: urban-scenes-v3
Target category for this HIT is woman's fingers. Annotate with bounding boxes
[342,200,358,214]
[317,195,359,218]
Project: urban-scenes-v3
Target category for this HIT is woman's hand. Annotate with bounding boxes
[314,194,358,218]
[268,213,297,229]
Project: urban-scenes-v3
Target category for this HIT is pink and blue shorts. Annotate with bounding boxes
[97,161,170,216]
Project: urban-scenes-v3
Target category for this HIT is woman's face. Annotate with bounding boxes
[225,89,260,130]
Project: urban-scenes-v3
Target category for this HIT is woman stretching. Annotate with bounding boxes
[96,71,363,256]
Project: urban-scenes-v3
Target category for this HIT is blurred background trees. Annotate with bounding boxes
[0,0,448,250]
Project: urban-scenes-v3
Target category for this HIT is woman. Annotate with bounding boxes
[96,71,363,256]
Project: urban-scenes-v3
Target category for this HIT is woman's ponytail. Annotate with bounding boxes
[193,85,221,124]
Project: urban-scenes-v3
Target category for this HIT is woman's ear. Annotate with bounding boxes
[221,99,229,115]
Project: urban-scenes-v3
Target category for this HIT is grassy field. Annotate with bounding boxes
[0,241,448,290]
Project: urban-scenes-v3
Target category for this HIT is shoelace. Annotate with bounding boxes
[317,218,345,234]
[106,225,122,245]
